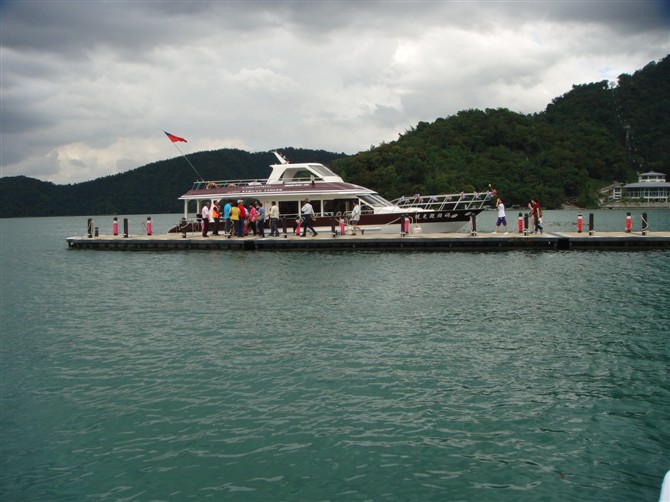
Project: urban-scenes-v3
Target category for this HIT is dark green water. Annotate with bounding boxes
[1,212,669,501]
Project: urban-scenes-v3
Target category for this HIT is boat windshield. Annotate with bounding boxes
[307,164,338,178]
[359,194,394,208]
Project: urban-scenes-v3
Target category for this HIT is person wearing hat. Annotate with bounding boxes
[300,199,318,237]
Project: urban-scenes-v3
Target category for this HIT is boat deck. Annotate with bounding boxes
[66,231,670,251]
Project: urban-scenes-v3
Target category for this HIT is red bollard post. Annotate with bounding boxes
[518,212,523,233]
[625,212,632,233]
[113,217,119,236]
[577,212,583,233]
[146,216,152,236]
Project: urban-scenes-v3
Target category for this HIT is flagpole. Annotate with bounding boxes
[170,141,204,182]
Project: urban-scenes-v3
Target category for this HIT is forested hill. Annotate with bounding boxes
[1,55,668,218]
[331,55,669,209]
[0,149,345,218]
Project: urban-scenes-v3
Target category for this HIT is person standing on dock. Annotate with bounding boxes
[269,201,280,237]
[248,204,258,236]
[350,200,362,235]
[530,198,543,234]
[237,200,247,237]
[211,201,220,236]
[201,201,211,237]
[230,202,240,237]
[256,202,266,238]
[494,198,509,234]
[223,200,232,236]
[301,199,318,237]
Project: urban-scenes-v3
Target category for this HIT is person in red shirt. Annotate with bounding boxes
[237,200,247,237]
[530,198,543,234]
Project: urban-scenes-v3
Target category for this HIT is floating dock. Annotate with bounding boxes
[66,231,670,251]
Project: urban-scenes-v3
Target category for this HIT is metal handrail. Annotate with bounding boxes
[192,176,319,190]
[390,192,492,211]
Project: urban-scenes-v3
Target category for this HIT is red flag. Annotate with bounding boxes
[164,131,187,143]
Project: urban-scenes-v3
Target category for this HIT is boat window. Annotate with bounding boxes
[279,169,321,182]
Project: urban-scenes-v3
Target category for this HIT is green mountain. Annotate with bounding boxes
[331,55,669,208]
[1,55,668,218]
[0,148,345,218]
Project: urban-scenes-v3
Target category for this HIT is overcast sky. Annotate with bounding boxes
[1,1,668,185]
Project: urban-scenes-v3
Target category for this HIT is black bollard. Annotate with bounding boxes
[641,212,648,236]
[123,218,129,238]
[180,217,187,238]
[282,217,287,238]
[331,217,336,237]
[588,213,594,236]
[87,218,93,238]
[470,214,477,236]
[523,213,529,236]
[94,227,99,237]
[400,215,406,236]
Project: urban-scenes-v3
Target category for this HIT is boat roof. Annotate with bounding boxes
[178,151,377,202]
[180,181,377,202]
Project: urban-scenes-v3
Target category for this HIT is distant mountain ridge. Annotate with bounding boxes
[1,54,668,217]
[0,149,346,218]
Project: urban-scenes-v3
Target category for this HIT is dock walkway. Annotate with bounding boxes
[67,231,670,251]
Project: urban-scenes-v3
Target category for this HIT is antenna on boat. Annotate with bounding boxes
[272,151,289,164]
[163,131,204,181]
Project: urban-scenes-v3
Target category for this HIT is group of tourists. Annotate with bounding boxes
[198,198,364,238]
[199,200,281,238]
[494,197,543,234]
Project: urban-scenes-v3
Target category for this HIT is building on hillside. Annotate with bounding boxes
[600,171,670,206]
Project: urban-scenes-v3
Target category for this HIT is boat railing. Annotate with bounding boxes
[191,178,266,190]
[390,192,492,211]
[191,176,321,190]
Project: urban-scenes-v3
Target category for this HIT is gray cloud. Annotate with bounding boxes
[1,0,668,184]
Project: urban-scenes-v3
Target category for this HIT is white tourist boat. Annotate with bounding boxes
[169,151,491,235]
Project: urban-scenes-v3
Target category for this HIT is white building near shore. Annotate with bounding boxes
[602,171,670,206]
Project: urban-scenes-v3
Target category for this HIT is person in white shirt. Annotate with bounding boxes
[494,198,509,234]
[201,201,211,237]
[300,199,318,237]
[350,200,362,235]
[269,201,280,237]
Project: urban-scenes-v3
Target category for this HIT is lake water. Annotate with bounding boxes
[1,210,669,501]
